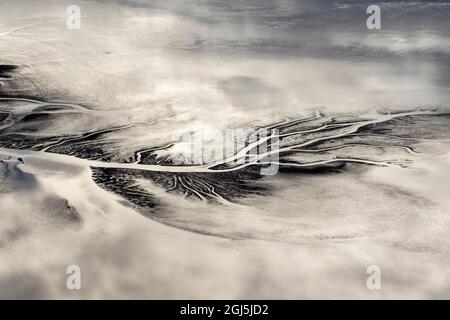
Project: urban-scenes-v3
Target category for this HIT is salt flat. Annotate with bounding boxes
[1,0,449,299]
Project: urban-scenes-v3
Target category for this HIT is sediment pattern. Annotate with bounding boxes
[1,63,450,217]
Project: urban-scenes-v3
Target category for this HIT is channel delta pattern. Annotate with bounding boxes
[1,63,450,239]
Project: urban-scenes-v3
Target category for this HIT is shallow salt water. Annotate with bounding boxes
[1,0,450,299]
